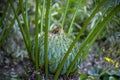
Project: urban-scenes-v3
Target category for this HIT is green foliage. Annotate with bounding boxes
[87,67,120,80]
[0,0,120,80]
[79,66,120,80]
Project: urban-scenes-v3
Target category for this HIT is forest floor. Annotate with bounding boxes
[0,43,116,80]
[0,42,120,80]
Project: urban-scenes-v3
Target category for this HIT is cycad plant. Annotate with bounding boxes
[0,0,120,80]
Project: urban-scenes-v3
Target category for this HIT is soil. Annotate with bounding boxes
[0,43,119,80]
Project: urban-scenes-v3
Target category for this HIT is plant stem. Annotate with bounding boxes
[44,0,51,79]
[25,0,32,55]
[35,0,40,79]
[66,4,120,76]
[80,8,108,62]
[40,0,45,33]
[62,0,70,27]
[9,0,29,57]
[54,0,107,79]
[67,0,83,34]
[0,18,15,47]
[19,0,32,59]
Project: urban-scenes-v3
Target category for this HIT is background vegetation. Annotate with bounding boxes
[0,0,120,80]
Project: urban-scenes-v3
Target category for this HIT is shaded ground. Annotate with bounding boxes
[0,50,79,80]
[0,41,120,80]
